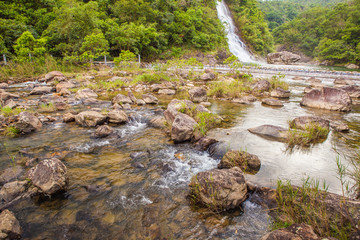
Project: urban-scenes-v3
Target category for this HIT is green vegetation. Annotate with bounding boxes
[258,0,345,31]
[274,178,356,239]
[194,112,222,136]
[287,124,329,148]
[272,0,360,65]
[38,102,55,113]
[269,74,289,90]
[208,76,253,98]
[4,126,20,137]
[226,0,274,55]
[0,0,226,64]
[0,106,23,117]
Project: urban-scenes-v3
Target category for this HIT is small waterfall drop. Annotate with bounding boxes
[216,0,255,63]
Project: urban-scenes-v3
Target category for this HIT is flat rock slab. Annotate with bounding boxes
[248,125,288,141]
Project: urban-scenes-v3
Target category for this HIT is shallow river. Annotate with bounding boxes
[1,71,360,239]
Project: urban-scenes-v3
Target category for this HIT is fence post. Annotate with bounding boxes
[3,54,6,65]
[104,55,107,65]
[29,53,32,62]
[138,54,141,65]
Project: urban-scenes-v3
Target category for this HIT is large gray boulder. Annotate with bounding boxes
[0,210,21,239]
[0,180,27,203]
[142,94,158,104]
[27,158,68,195]
[300,87,352,112]
[93,125,113,138]
[252,80,271,92]
[164,99,196,123]
[290,116,330,130]
[30,86,54,95]
[107,109,128,124]
[189,87,207,103]
[45,71,65,82]
[248,125,288,141]
[189,167,247,211]
[75,111,106,127]
[171,113,197,143]
[218,150,261,174]
[270,87,290,98]
[112,94,133,104]
[267,51,301,65]
[15,112,42,134]
[56,82,75,93]
[75,88,98,99]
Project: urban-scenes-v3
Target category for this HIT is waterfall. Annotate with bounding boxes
[216,0,255,63]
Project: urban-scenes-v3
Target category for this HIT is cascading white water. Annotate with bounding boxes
[216,0,255,63]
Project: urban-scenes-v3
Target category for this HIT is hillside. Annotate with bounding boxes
[0,0,227,61]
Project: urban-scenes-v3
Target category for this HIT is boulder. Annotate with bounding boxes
[59,88,71,96]
[158,89,176,95]
[0,92,19,102]
[75,111,106,127]
[171,113,197,143]
[194,137,218,151]
[54,102,68,111]
[27,158,68,195]
[93,125,114,138]
[29,86,54,95]
[248,125,288,141]
[346,63,359,69]
[142,94,158,104]
[331,122,349,132]
[232,95,257,104]
[164,99,196,123]
[189,167,248,211]
[0,180,27,203]
[261,223,320,240]
[112,94,133,105]
[149,116,166,128]
[56,82,75,93]
[189,87,207,103]
[107,109,128,124]
[270,87,290,98]
[341,85,360,98]
[267,51,301,65]
[252,80,271,92]
[15,112,42,134]
[0,83,8,89]
[136,99,146,105]
[63,113,75,123]
[45,71,65,82]
[200,102,211,107]
[4,99,17,109]
[300,87,352,112]
[128,91,137,102]
[290,116,330,130]
[0,166,24,185]
[200,72,216,81]
[75,88,98,99]
[218,150,261,174]
[334,77,355,86]
[0,210,21,239]
[262,98,284,107]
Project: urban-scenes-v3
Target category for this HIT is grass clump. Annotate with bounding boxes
[287,124,329,149]
[195,112,222,136]
[208,79,252,98]
[38,102,55,113]
[88,78,126,91]
[274,178,356,239]
[269,74,289,90]
[4,126,20,137]
[0,106,23,117]
[131,72,177,85]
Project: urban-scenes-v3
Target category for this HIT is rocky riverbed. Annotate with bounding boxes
[0,67,359,239]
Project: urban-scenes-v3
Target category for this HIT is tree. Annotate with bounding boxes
[79,32,109,63]
[13,31,47,62]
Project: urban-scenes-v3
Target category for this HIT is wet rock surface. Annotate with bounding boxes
[15,112,42,134]
[267,51,301,65]
[218,150,261,174]
[261,223,320,240]
[189,87,207,103]
[171,113,197,143]
[290,116,329,130]
[189,167,248,211]
[0,209,21,239]
[248,125,288,141]
[300,87,352,112]
[27,158,68,195]
[75,111,107,127]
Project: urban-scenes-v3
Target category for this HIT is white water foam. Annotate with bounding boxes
[152,147,219,189]
[216,0,255,63]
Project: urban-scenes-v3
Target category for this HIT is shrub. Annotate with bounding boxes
[0,106,23,117]
[208,79,252,98]
[287,123,329,149]
[270,74,289,90]
[4,126,20,137]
